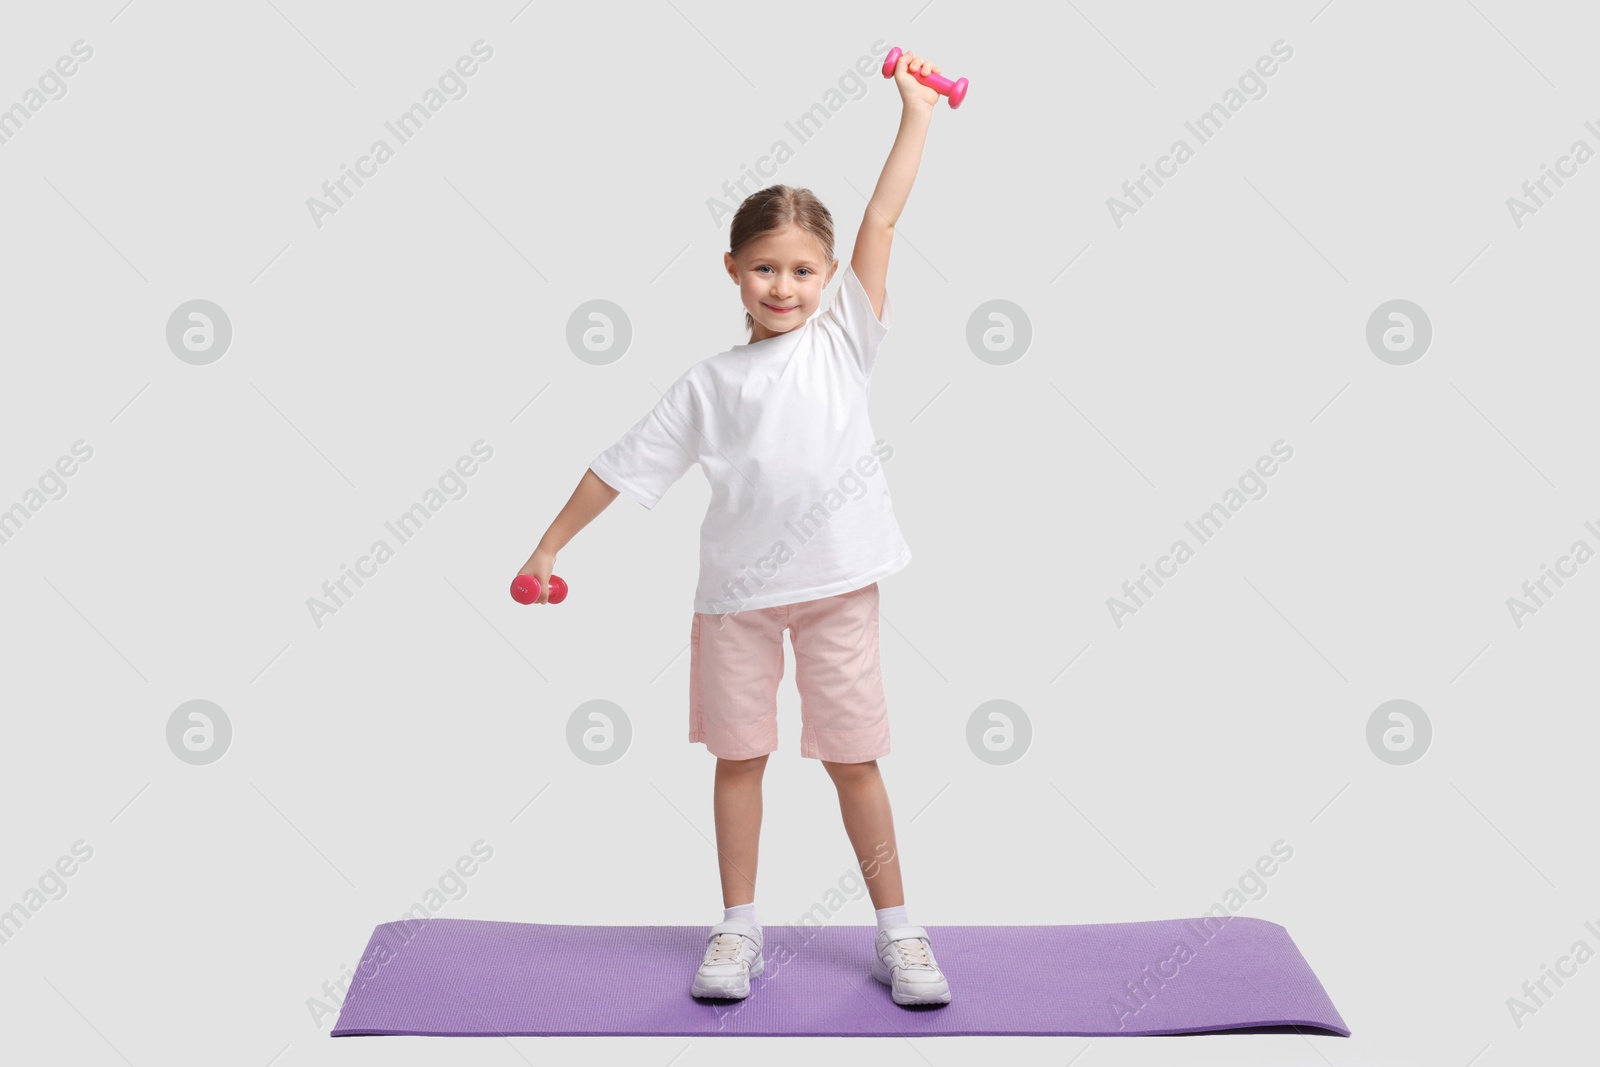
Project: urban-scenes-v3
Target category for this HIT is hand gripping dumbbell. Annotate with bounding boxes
[881,46,969,109]
[510,573,568,605]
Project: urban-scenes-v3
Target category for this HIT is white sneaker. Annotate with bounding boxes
[873,924,951,1005]
[691,919,765,999]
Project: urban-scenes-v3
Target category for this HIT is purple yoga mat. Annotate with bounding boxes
[330,915,1348,1038]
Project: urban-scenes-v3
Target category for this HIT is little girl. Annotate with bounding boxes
[518,49,951,1009]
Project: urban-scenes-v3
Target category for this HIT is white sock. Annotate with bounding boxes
[723,902,759,928]
[875,904,910,931]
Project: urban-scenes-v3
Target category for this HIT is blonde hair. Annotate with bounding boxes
[727,184,835,334]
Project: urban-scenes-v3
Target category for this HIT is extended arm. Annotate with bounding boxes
[517,467,619,603]
[852,50,941,319]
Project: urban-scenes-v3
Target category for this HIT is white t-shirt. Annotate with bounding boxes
[589,262,912,614]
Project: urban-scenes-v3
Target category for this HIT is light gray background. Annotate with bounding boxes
[2,0,1595,1063]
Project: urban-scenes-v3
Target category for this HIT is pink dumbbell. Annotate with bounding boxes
[882,46,968,109]
[510,573,568,605]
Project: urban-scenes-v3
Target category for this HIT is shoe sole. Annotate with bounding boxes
[692,948,764,999]
[872,957,951,1005]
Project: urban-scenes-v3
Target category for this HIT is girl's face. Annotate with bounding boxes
[725,225,838,343]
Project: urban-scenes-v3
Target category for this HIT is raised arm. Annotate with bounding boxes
[852,49,942,319]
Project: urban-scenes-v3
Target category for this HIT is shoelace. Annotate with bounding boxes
[707,933,747,963]
[891,937,934,969]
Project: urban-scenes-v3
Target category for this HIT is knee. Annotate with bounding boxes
[822,758,878,785]
[717,753,770,776]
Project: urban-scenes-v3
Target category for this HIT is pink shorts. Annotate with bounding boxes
[689,582,889,763]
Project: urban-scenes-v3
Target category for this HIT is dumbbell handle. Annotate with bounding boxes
[510,573,568,605]
[881,47,969,109]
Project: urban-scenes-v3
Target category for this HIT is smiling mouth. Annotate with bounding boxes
[764,302,798,313]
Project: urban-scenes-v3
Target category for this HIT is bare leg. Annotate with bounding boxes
[821,759,904,908]
[713,754,769,906]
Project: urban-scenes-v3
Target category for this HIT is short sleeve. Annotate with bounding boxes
[816,262,893,376]
[589,378,700,510]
